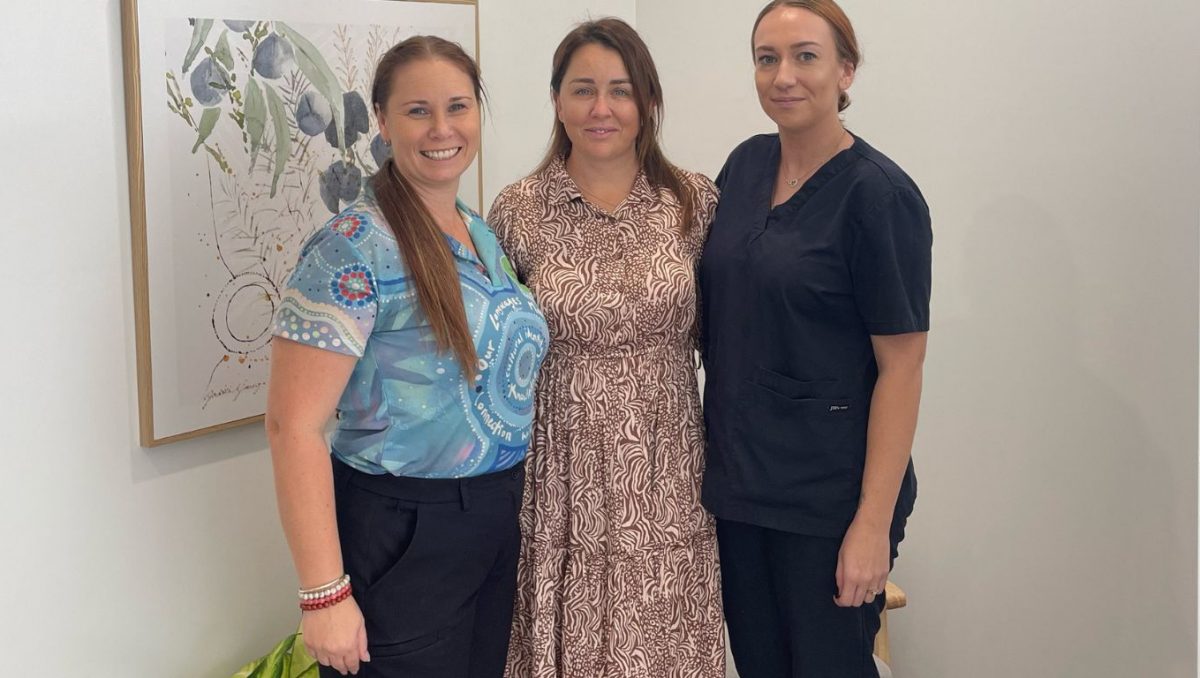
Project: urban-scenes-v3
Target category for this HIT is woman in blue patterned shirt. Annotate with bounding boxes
[265,37,548,678]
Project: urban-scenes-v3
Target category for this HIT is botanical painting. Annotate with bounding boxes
[124,1,477,444]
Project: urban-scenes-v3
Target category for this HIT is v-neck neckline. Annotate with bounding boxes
[763,132,860,215]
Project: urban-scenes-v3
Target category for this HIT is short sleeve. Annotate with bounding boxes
[273,228,379,357]
[714,157,730,192]
[487,186,527,279]
[694,172,719,237]
[849,188,932,335]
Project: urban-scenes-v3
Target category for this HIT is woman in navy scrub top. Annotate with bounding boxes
[699,1,931,675]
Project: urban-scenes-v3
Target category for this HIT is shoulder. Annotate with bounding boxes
[491,173,546,216]
[844,136,928,214]
[716,134,777,190]
[724,133,778,166]
[495,167,557,209]
[296,198,403,281]
[675,166,719,198]
[674,167,719,226]
[487,172,553,260]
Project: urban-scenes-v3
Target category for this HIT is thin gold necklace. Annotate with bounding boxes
[784,129,849,188]
[571,173,628,213]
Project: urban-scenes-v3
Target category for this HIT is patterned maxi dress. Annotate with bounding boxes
[488,157,724,678]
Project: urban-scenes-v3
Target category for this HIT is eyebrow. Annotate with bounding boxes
[567,77,632,85]
[755,41,822,52]
[398,95,474,106]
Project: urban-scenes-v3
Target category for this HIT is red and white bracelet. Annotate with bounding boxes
[298,574,353,611]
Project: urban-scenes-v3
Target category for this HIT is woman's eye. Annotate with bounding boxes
[797,52,817,62]
[756,54,778,66]
[612,88,631,97]
[407,107,429,117]
[449,102,468,112]
[573,87,594,96]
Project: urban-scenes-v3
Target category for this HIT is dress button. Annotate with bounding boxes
[475,385,483,393]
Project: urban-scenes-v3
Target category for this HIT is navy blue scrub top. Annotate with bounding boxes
[699,132,931,540]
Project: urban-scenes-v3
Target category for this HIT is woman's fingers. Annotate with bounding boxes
[358,625,371,662]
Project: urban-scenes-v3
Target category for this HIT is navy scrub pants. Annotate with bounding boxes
[321,456,524,678]
[717,518,891,678]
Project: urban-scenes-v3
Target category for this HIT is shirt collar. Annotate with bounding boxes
[544,154,658,208]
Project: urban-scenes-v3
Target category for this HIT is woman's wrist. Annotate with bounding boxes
[852,499,894,532]
[298,573,353,611]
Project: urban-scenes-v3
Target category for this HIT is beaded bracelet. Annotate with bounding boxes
[300,583,353,611]
[299,574,350,600]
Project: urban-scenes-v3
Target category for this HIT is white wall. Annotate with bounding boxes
[640,1,1199,677]
[0,1,630,676]
[481,0,636,206]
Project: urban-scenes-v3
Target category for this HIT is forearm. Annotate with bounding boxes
[855,365,923,528]
[269,426,345,589]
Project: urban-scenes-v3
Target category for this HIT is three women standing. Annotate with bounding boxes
[700,1,932,676]
[266,3,928,676]
[490,18,726,678]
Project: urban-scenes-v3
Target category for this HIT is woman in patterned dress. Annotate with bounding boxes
[488,18,724,678]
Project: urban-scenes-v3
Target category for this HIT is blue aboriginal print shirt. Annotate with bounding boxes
[273,196,548,478]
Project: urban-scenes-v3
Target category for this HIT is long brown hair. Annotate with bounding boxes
[369,36,484,377]
[752,0,861,111]
[539,18,697,232]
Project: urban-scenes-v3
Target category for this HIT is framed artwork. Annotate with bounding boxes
[121,0,480,446]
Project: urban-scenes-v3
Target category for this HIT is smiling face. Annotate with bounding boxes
[752,6,854,133]
[376,58,480,193]
[553,43,640,166]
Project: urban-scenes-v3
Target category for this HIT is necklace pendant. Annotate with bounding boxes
[787,178,800,188]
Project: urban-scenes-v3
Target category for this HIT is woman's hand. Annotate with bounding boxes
[834,332,927,608]
[302,597,370,675]
[834,516,890,608]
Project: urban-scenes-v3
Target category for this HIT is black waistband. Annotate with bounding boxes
[332,455,524,503]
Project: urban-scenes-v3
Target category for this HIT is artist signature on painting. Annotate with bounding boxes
[202,380,266,409]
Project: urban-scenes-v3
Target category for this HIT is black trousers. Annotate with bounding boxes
[321,458,524,678]
[717,519,889,678]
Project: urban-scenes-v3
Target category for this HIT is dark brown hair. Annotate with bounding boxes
[539,18,697,232]
[752,0,861,112]
[370,36,484,377]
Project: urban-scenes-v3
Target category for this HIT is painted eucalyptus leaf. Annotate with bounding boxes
[192,107,221,153]
[182,18,213,73]
[213,31,235,71]
[262,84,292,197]
[244,78,267,162]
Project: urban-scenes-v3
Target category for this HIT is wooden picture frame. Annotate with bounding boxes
[121,0,481,446]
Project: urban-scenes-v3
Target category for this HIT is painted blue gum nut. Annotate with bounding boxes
[370,134,391,168]
[319,161,363,214]
[324,91,370,147]
[252,33,294,79]
[189,57,223,107]
[296,92,333,136]
[223,20,255,32]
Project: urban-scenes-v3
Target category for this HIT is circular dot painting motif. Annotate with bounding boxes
[330,263,376,308]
